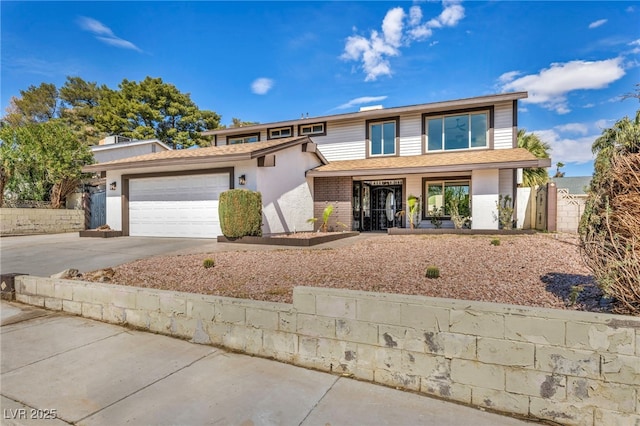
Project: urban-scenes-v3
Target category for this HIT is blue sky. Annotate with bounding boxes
[2,1,639,177]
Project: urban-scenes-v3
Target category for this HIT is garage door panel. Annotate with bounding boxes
[128,174,228,238]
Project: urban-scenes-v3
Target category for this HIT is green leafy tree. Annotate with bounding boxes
[230,117,259,128]
[3,83,59,126]
[517,129,551,187]
[95,77,220,148]
[0,121,94,207]
[59,76,107,144]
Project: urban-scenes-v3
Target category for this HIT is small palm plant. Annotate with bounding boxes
[307,204,335,232]
[407,195,421,229]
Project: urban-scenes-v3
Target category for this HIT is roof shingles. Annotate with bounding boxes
[307,148,550,176]
[83,136,313,172]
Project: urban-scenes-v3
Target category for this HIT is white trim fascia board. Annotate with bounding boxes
[202,92,528,136]
[83,153,251,172]
[83,136,318,172]
[248,137,308,158]
[306,159,549,178]
[91,139,171,152]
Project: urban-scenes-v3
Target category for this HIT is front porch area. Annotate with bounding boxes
[313,169,515,232]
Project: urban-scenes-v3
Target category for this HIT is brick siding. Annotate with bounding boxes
[313,177,353,231]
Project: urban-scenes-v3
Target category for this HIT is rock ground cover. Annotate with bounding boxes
[80,233,607,312]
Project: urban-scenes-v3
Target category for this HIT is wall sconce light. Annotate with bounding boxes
[109,181,117,191]
[238,175,246,186]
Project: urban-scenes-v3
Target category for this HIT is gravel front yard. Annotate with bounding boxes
[81,233,607,312]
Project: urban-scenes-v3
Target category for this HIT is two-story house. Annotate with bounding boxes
[83,92,550,238]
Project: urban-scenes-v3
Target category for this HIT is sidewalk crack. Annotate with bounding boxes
[298,375,340,426]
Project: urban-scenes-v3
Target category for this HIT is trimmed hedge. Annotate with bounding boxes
[218,189,262,238]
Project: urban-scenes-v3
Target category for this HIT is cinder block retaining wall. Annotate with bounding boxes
[0,208,84,235]
[15,276,640,425]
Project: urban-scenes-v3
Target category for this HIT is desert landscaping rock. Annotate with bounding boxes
[78,233,604,312]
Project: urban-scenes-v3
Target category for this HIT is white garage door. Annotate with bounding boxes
[129,173,229,238]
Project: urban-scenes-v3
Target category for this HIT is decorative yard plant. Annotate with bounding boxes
[407,195,421,229]
[495,194,514,230]
[429,207,444,229]
[425,266,440,279]
[308,204,335,232]
[219,189,262,238]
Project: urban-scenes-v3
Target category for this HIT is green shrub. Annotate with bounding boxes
[202,258,215,268]
[219,189,262,238]
[490,238,501,246]
[425,266,440,279]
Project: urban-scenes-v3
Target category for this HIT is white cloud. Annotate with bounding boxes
[97,36,140,51]
[532,121,611,164]
[77,16,141,52]
[427,1,465,28]
[588,19,607,29]
[341,1,464,81]
[251,78,274,95]
[336,96,388,110]
[409,5,422,26]
[499,58,626,114]
[629,39,640,54]
[497,70,521,85]
[534,129,595,164]
[382,7,405,48]
[554,123,589,135]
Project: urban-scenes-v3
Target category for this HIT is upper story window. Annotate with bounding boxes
[268,126,293,139]
[426,111,488,151]
[367,117,399,157]
[228,133,259,145]
[299,122,326,136]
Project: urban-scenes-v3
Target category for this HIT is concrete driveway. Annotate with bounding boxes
[0,233,220,277]
[0,232,380,277]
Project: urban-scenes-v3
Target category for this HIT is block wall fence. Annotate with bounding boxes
[0,208,84,236]
[14,276,640,425]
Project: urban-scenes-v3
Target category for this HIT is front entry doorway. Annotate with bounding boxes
[353,180,403,231]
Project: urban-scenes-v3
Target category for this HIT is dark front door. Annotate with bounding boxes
[353,181,403,231]
[370,185,402,230]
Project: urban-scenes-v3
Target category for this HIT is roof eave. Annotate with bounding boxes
[82,153,252,172]
[306,158,550,178]
[202,92,529,137]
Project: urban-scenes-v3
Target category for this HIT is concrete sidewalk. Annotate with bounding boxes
[0,301,530,426]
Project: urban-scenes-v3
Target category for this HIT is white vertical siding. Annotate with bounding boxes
[494,102,514,150]
[400,113,422,156]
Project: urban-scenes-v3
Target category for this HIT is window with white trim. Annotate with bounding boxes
[268,126,292,139]
[426,112,488,151]
[368,120,397,156]
[228,134,259,144]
